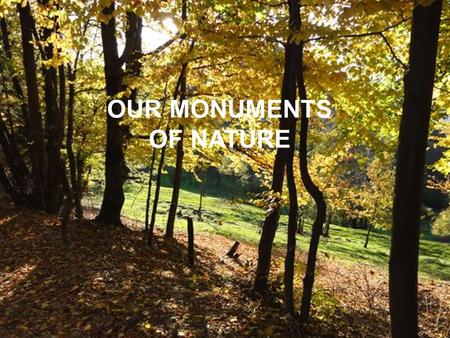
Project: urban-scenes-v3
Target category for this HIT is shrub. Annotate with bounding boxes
[432,208,450,236]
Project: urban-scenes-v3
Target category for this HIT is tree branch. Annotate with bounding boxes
[118,12,142,66]
[379,32,407,69]
[304,17,411,44]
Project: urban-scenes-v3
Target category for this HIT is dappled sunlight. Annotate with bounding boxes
[0,214,16,226]
[0,263,36,302]
[0,203,291,336]
[1,198,450,336]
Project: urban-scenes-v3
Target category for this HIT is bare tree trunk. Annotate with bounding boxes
[166,124,184,237]
[389,1,442,337]
[322,210,331,237]
[40,0,64,214]
[0,112,30,204]
[364,223,372,249]
[125,12,142,109]
[60,161,72,246]
[298,39,327,322]
[166,0,189,238]
[18,2,47,210]
[298,217,305,234]
[145,82,168,235]
[1,18,29,125]
[187,217,195,266]
[282,0,301,315]
[147,67,186,245]
[96,1,128,226]
[253,147,287,292]
[144,147,157,233]
[0,162,23,204]
[148,148,166,246]
[253,0,306,291]
[66,64,83,219]
[284,123,299,315]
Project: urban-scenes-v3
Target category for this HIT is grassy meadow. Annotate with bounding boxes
[87,173,450,281]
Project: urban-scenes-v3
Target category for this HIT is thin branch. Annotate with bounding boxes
[304,17,411,44]
[192,56,243,70]
[250,0,287,7]
[379,32,407,69]
[236,34,284,45]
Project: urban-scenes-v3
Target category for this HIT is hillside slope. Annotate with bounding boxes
[1,203,449,337]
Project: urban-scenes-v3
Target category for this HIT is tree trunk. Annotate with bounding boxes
[145,82,168,235]
[282,0,301,315]
[284,121,299,315]
[297,215,305,235]
[40,0,64,214]
[148,148,166,246]
[253,146,287,292]
[166,0,189,238]
[96,1,127,226]
[0,112,31,205]
[389,1,442,337]
[125,12,143,109]
[147,67,185,245]
[60,161,72,246]
[187,217,195,266]
[322,210,331,237]
[67,64,83,219]
[364,223,372,249]
[0,162,23,205]
[1,18,29,125]
[144,147,157,233]
[166,125,184,237]
[253,0,304,293]
[18,2,47,210]
[298,39,327,322]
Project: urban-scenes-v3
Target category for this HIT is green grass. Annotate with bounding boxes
[89,178,450,281]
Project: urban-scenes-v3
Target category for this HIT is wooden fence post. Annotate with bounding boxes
[187,217,194,266]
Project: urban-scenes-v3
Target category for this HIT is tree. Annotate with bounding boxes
[96,2,141,226]
[253,33,290,295]
[297,32,327,324]
[18,1,47,210]
[282,0,301,316]
[38,0,66,214]
[2,1,79,214]
[166,0,189,238]
[389,1,443,337]
[148,64,187,245]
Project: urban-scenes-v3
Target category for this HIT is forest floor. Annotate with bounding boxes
[1,202,450,337]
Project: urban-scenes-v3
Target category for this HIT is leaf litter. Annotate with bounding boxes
[0,202,449,337]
